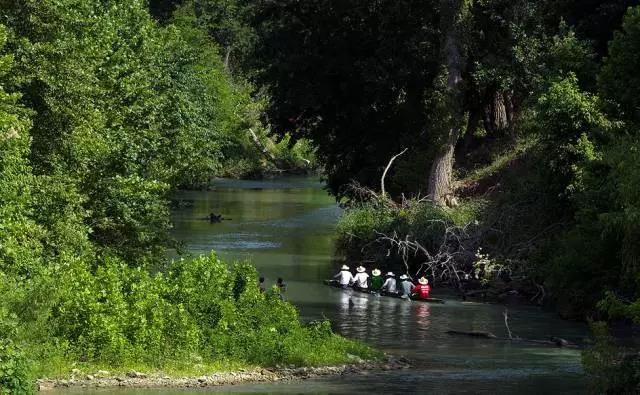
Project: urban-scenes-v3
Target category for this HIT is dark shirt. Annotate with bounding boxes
[370,276,383,290]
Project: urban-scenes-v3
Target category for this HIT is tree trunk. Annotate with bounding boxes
[429,142,456,205]
[505,92,519,147]
[224,46,232,71]
[428,0,466,206]
[491,91,508,131]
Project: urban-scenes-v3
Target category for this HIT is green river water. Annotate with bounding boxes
[61,176,589,394]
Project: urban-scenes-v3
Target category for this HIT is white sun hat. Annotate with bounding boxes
[356,266,366,273]
[418,277,429,285]
[386,272,395,277]
[341,265,349,271]
[372,269,381,276]
[399,274,408,280]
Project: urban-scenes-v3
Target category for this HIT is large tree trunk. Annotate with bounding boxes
[428,0,466,206]
[491,91,508,131]
[429,141,456,205]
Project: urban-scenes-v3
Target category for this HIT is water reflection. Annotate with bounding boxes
[414,302,432,333]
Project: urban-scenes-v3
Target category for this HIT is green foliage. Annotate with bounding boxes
[598,292,640,324]
[0,0,275,266]
[271,134,317,171]
[600,6,640,124]
[547,24,598,87]
[0,312,31,395]
[336,204,396,245]
[38,254,377,369]
[534,75,610,196]
[0,25,42,278]
[0,2,370,390]
[190,0,255,73]
[50,256,198,364]
[531,6,640,319]
[336,198,481,271]
[583,321,640,394]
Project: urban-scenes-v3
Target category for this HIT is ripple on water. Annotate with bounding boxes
[186,233,282,253]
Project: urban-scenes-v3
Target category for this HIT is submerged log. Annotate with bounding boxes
[446,330,577,348]
[446,330,497,339]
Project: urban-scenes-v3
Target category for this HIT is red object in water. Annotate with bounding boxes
[414,284,431,299]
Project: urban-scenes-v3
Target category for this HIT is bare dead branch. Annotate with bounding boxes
[381,148,408,198]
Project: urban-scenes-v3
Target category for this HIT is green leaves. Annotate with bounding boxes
[0,0,265,264]
[599,6,640,125]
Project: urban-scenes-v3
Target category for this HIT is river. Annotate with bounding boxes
[79,176,591,394]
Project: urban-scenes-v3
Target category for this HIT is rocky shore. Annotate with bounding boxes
[37,356,410,391]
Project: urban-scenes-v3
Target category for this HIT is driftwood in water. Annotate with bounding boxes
[446,330,577,348]
[446,330,497,339]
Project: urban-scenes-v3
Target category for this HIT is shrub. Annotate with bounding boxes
[36,253,377,371]
[0,309,32,395]
[583,322,640,394]
[336,198,482,273]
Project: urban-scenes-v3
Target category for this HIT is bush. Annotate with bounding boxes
[336,198,481,274]
[336,203,396,245]
[32,253,378,372]
[49,256,199,365]
[0,309,32,395]
[583,322,640,394]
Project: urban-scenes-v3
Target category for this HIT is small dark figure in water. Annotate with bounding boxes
[209,212,223,223]
[276,277,286,300]
[258,276,266,293]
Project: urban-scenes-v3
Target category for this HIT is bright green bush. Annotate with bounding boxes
[271,134,318,171]
[336,204,396,244]
[0,340,30,395]
[0,308,31,395]
[33,253,378,371]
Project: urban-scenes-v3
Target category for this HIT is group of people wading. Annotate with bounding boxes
[332,265,432,300]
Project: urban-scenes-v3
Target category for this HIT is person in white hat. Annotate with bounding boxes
[353,265,369,289]
[382,272,397,294]
[333,264,355,288]
[413,276,431,299]
[370,269,383,291]
[399,274,415,299]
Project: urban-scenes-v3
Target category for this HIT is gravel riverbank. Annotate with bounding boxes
[37,356,410,391]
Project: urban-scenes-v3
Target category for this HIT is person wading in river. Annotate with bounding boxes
[413,276,431,300]
[382,272,397,294]
[353,266,369,290]
[333,265,355,288]
[370,269,383,292]
[399,274,415,299]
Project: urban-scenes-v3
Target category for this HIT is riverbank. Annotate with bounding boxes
[37,356,410,391]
